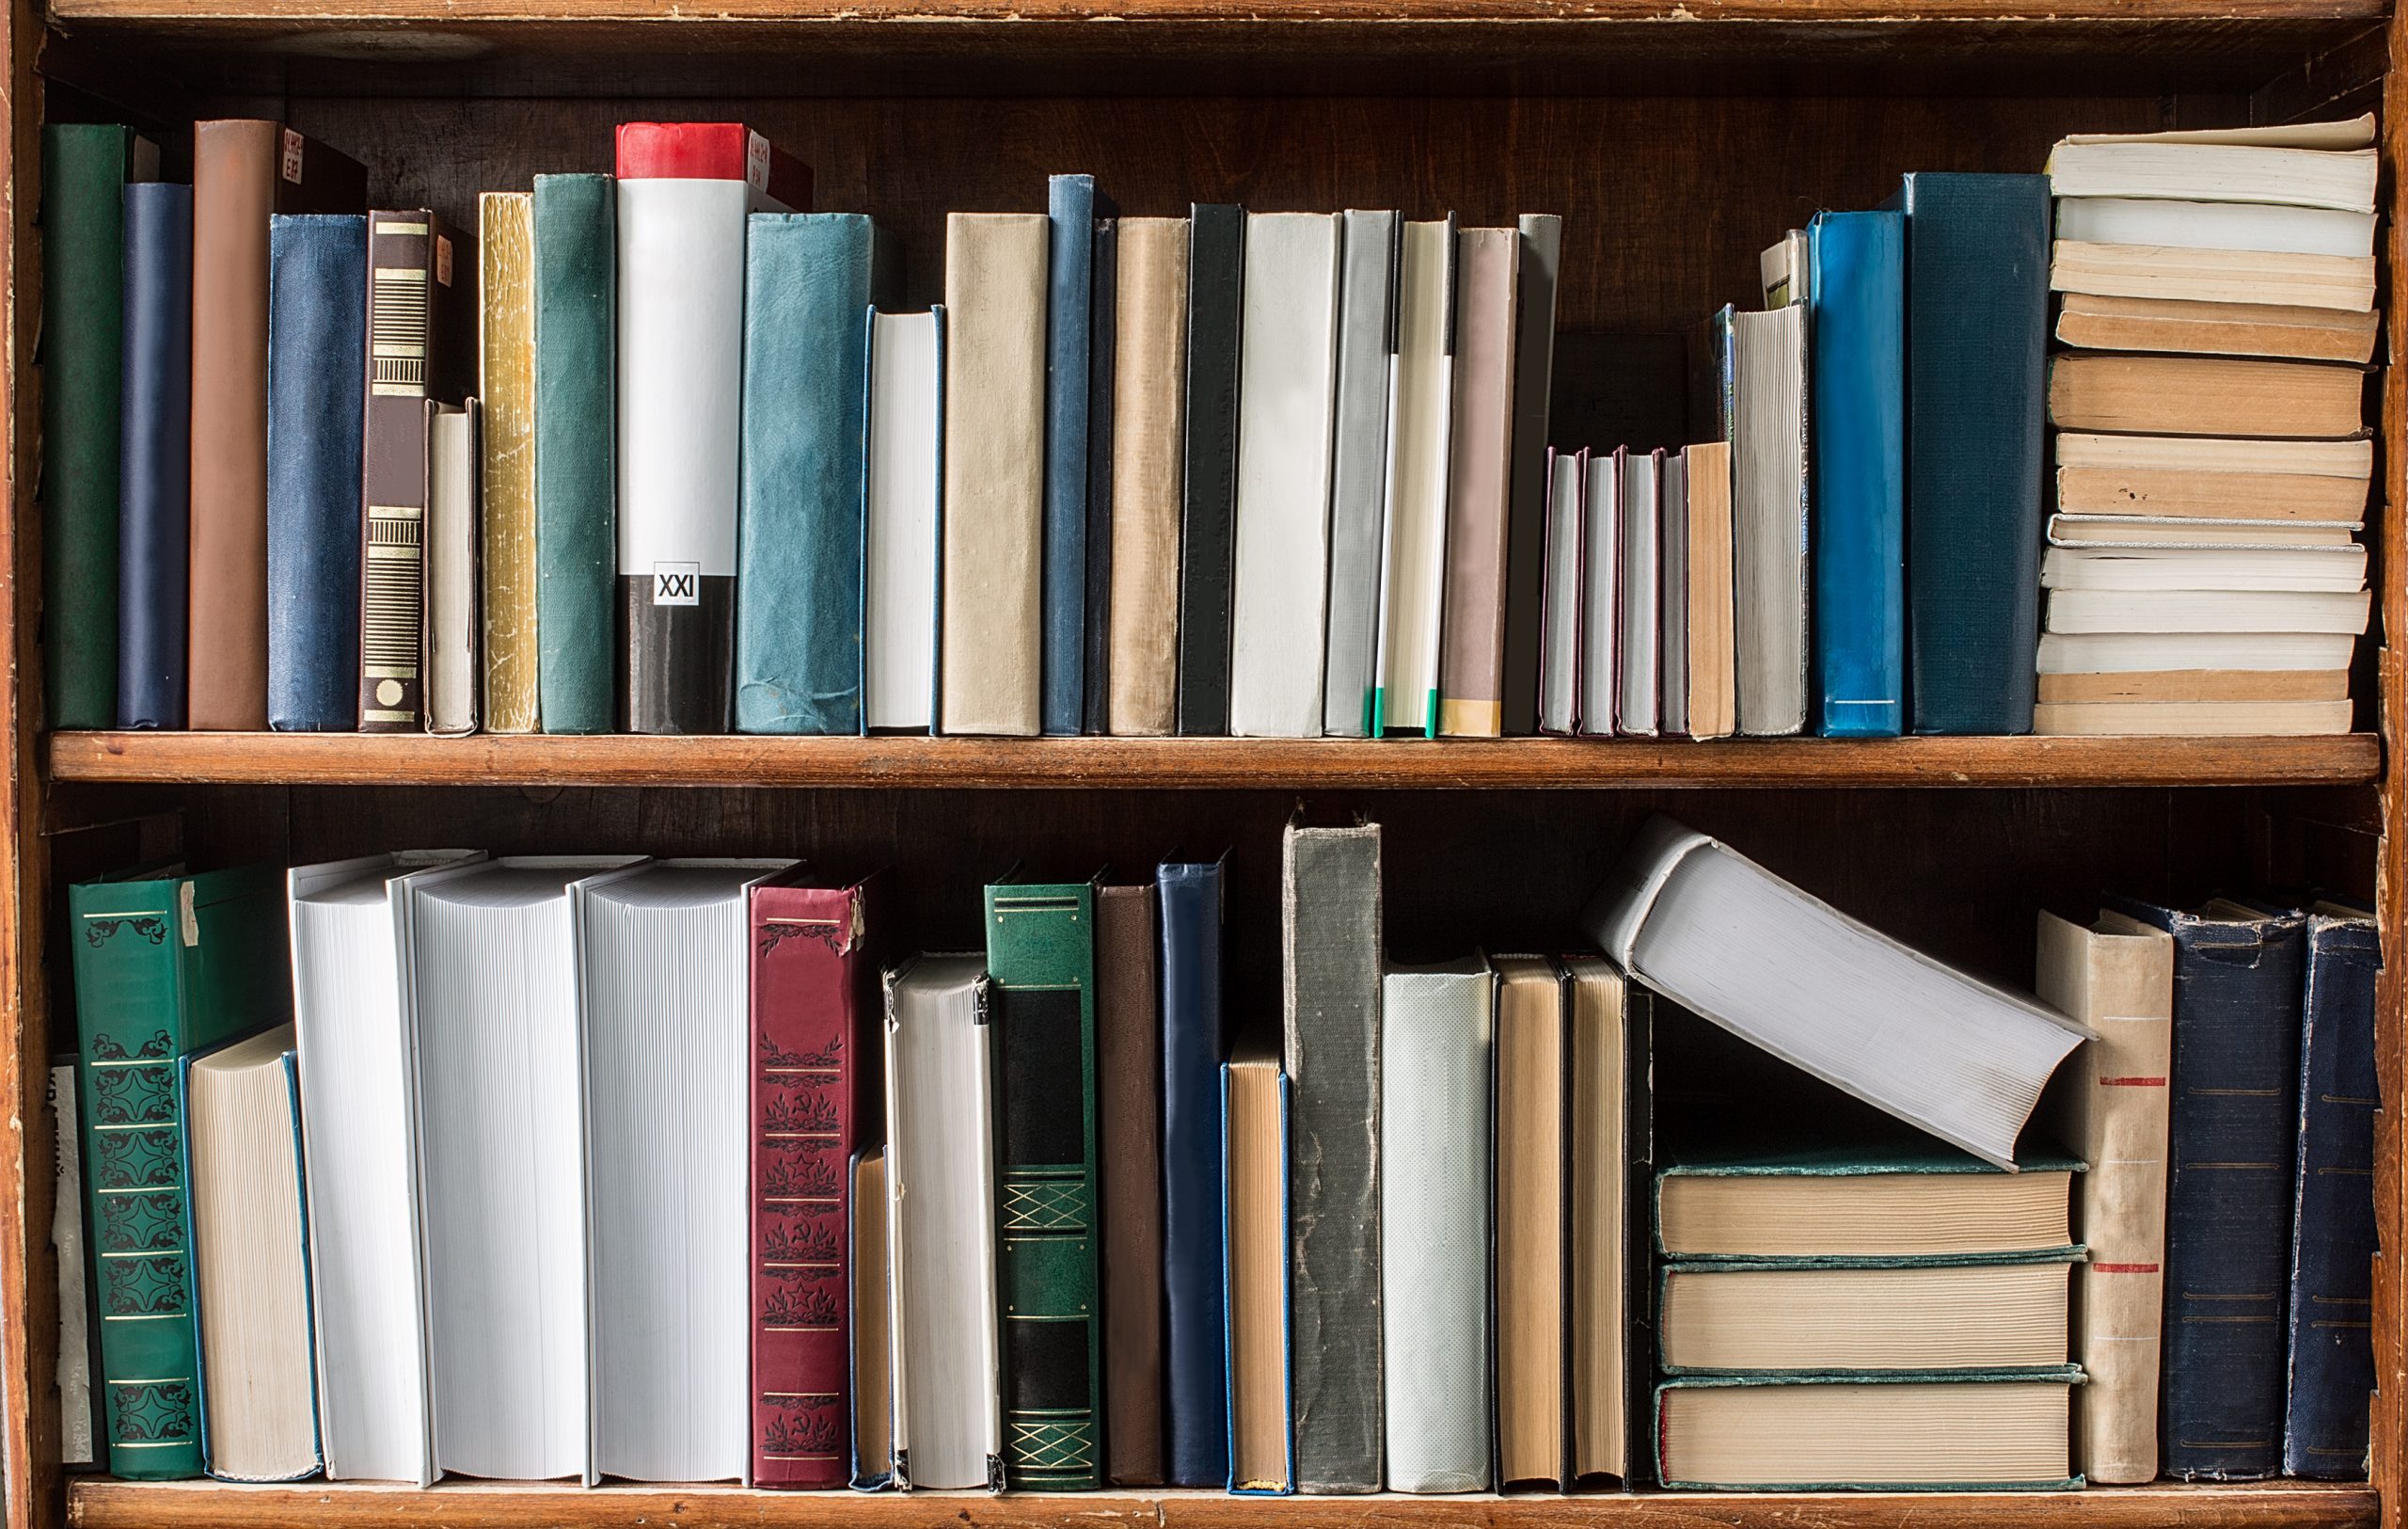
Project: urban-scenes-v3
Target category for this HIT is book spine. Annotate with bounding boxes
[736,215,875,736]
[1806,209,1906,739]
[425,404,482,736]
[480,192,540,733]
[50,1059,101,1467]
[1499,215,1561,737]
[1323,211,1398,739]
[1043,175,1100,738]
[1177,203,1244,737]
[531,174,619,735]
[358,213,437,732]
[1436,226,1521,739]
[1105,218,1189,738]
[2283,916,2381,1478]
[264,214,368,732]
[1096,884,1164,1485]
[984,881,1104,1489]
[1280,826,1384,1492]
[1158,860,1229,1487]
[118,181,192,730]
[1082,216,1119,738]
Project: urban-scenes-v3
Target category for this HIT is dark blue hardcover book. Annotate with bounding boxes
[736,214,880,735]
[2107,895,2306,1481]
[2283,900,2379,1479]
[1081,215,1118,737]
[1159,856,1231,1488]
[1806,209,1905,738]
[1884,172,2050,736]
[1044,175,1116,737]
[117,182,191,730]
[264,213,368,732]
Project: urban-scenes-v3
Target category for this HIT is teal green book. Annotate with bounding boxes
[1653,1369,2085,1490]
[531,173,617,734]
[1654,1139,2084,1262]
[983,873,1103,1490]
[69,864,289,1479]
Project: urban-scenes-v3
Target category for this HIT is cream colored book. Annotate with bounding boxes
[1657,1378,2075,1489]
[2036,669,2347,705]
[1682,441,1735,740]
[1224,1044,1291,1493]
[2038,630,2357,675]
[2050,240,2374,312]
[2048,515,2358,549]
[1659,1260,2072,1372]
[1563,956,1626,1485]
[1493,957,1565,1489]
[2034,698,2353,736]
[1107,217,1189,737]
[2053,292,2379,363]
[479,192,538,733]
[425,402,481,737]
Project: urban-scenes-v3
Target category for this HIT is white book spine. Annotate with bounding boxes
[1539,452,1582,733]
[1618,450,1661,737]
[1578,454,1622,736]
[1733,305,1809,735]
[1374,218,1457,736]
[425,403,481,737]
[866,310,944,732]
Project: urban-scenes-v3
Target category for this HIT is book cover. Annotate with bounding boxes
[1097,883,1165,1485]
[1083,215,1119,737]
[1499,214,1563,736]
[865,307,944,734]
[1652,1370,2083,1490]
[1044,174,1115,737]
[1537,447,1587,736]
[1107,218,1189,738]
[1222,1052,1294,1495]
[1731,302,1808,737]
[1435,225,1520,738]
[1323,210,1399,739]
[480,192,539,733]
[1178,203,1244,737]
[425,403,481,737]
[1806,208,1906,738]
[1373,217,1458,739]
[1160,857,1231,1487]
[531,173,618,736]
[117,180,190,730]
[50,1060,103,1469]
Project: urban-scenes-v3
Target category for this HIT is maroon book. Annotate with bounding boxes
[749,870,886,1489]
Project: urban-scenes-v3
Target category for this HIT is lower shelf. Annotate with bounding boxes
[60,1479,2380,1529]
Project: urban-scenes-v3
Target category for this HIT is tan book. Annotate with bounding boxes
[1564,956,1626,1484]
[1493,957,1565,1489]
[1659,1261,2072,1372]
[2056,430,2372,478]
[1659,1165,2074,1260]
[2038,669,2346,704]
[425,401,482,736]
[2050,239,2375,312]
[1436,227,1520,738]
[941,213,1048,737]
[1656,1378,2073,1489]
[1682,441,1735,740]
[2054,291,2378,363]
[1224,1043,1291,1493]
[479,192,539,733]
[2034,910,2175,1484]
[1107,217,1189,737]
[2034,698,2353,735]
[2048,353,2365,438]
[850,1149,893,1486]
[2048,515,2358,548]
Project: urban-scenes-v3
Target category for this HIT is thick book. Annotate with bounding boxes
[2054,291,2378,364]
[480,192,539,733]
[1806,208,1905,738]
[1083,216,1118,737]
[187,120,366,731]
[1097,883,1165,1485]
[531,173,618,735]
[1160,857,1231,1487]
[1654,1141,2080,1261]
[748,871,890,1489]
[1229,212,1342,738]
[2034,908,2175,1485]
[737,215,882,735]
[2053,194,2375,258]
[70,863,289,1479]
[1538,449,1585,736]
[1654,1371,2081,1489]
[425,403,481,736]
[617,123,811,734]
[1494,957,1566,1489]
[1281,823,1384,1493]
[117,180,191,730]
[1177,203,1244,736]
[1381,956,1494,1493]
[1501,214,1563,737]
[1374,217,1458,738]
[1564,957,1640,1486]
[2050,239,2374,312]
[1044,175,1115,736]
[1224,1047,1294,1495]
[865,308,943,733]
[985,874,1105,1489]
[941,213,1050,737]
[2044,116,2377,212]
[2105,896,2305,1480]
[2049,353,2364,438]
[1436,225,1521,738]
[1657,1255,2076,1373]
[1618,448,1660,737]
[1888,173,2051,734]
[1729,302,1809,736]
[264,213,368,732]
[1108,218,1189,737]
[1323,211,1399,739]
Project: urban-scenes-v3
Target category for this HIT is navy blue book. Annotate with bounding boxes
[1159,856,1230,1488]
[264,213,367,732]
[1043,175,1116,737]
[1806,210,1905,738]
[2283,899,2379,1479]
[1884,173,2051,736]
[2108,895,2305,1481]
[1081,215,1118,737]
[117,182,191,730]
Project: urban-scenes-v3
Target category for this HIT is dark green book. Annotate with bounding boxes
[532,173,617,734]
[69,864,287,1479]
[40,124,153,729]
[984,873,1104,1489]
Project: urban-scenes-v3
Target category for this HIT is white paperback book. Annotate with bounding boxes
[288,850,487,1485]
[1732,305,1809,736]
[1578,452,1622,737]
[1538,450,1584,734]
[577,859,795,1485]
[1660,451,1690,738]
[2052,198,2376,259]
[1229,212,1343,738]
[865,308,944,731]
[1618,449,1662,738]
[408,855,646,1483]
[1373,216,1458,737]
[2037,630,2357,673]
[1381,955,1496,1493]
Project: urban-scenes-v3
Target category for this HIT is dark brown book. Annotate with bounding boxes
[187,120,367,731]
[1097,881,1165,1485]
[358,209,474,732]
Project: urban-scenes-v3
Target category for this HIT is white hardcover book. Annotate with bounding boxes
[1577,452,1622,737]
[425,403,481,738]
[866,309,944,732]
[408,855,646,1483]
[288,850,487,1485]
[1324,211,1401,739]
[2052,198,2376,259]
[1618,449,1661,738]
[577,858,795,1485]
[1230,213,1343,738]
[2041,543,2367,593]
[2044,586,2371,634]
[1538,450,1584,734]
[1732,304,1809,736]
[1660,452,1689,738]
[1373,216,1457,737]
[2036,629,2357,673]
[1380,955,1495,1493]
[883,956,1003,1491]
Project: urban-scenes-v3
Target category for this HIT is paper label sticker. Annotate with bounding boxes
[746,130,770,193]
[435,235,453,287]
[653,563,702,606]
[280,128,305,184]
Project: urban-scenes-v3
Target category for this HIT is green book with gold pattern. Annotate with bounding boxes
[69,864,289,1479]
[984,872,1104,1490]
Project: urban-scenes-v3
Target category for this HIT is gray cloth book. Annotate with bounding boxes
[1322,212,1398,739]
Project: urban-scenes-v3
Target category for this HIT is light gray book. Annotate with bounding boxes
[1538,450,1583,735]
[1323,212,1399,738]
[1577,452,1621,737]
[1660,452,1690,738]
[1618,449,1661,737]
[1733,304,1809,735]
[1501,214,1562,736]
[425,402,481,738]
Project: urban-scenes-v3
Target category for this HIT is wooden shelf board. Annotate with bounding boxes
[40,0,2388,20]
[42,729,2383,790]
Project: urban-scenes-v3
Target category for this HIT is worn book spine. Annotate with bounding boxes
[1499,214,1562,736]
[265,214,368,732]
[1159,858,1230,1487]
[480,193,540,733]
[1282,824,1384,1492]
[1805,209,1906,739]
[118,181,191,730]
[985,879,1104,1489]
[531,174,618,735]
[1563,957,1635,1486]
[1107,218,1189,738]
[1493,956,1566,1489]
[1437,226,1522,738]
[51,1059,102,1467]
[425,403,481,736]
[1178,203,1244,737]
[1097,884,1165,1485]
[1323,211,1399,739]
[1375,217,1458,739]
[1731,303,1809,737]
[1043,175,1108,737]
[1083,217,1119,737]
[1684,442,1735,740]
[864,308,943,733]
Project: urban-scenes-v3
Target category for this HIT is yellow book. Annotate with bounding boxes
[480,192,539,733]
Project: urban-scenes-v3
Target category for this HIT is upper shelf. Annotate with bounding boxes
[42,730,2383,791]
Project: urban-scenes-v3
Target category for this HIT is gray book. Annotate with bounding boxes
[1500,214,1562,736]
[1321,212,1399,739]
[1282,821,1385,1491]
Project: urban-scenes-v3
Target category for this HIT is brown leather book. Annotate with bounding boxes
[1435,226,1521,738]
[186,119,366,731]
[1096,881,1165,1484]
[1107,217,1189,738]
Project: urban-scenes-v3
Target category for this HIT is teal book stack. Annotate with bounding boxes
[531,172,618,735]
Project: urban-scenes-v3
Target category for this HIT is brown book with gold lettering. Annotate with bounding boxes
[1097,882,1165,1484]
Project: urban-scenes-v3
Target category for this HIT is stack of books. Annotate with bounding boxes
[2037,116,2379,736]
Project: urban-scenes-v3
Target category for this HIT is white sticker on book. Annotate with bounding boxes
[746,131,770,193]
[654,562,702,606]
[280,128,305,183]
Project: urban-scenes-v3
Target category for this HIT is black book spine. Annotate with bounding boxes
[1083,217,1118,736]
[1177,203,1244,737]
[619,575,735,733]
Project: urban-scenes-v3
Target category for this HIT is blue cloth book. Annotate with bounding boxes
[1884,173,2051,736]
[735,214,883,735]
[1806,208,1905,738]
[1159,857,1231,1488]
[264,213,367,732]
[1043,174,1116,736]
[117,181,191,730]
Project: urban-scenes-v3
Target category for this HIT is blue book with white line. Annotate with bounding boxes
[1805,209,1906,738]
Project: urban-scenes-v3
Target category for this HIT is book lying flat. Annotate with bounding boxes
[2033,699,2353,736]
[1655,1142,2079,1260]
[2047,353,2365,438]
[1654,1371,2082,1489]
[2043,586,2370,635]
[2050,240,2375,312]
[2036,669,2347,705]
[2044,115,2377,214]
[1657,1255,2076,1374]
[2040,544,2367,593]
[2037,630,2357,675]
[2047,517,2358,549]
[2052,196,2376,258]
[2053,292,2380,364]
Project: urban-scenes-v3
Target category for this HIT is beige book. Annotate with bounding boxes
[2050,239,2375,312]
[2056,430,2372,477]
[940,213,1049,737]
[2034,697,2353,736]
[1493,957,1565,1488]
[1564,956,1626,1483]
[852,1149,893,1485]
[2048,353,2365,438]
[2034,910,2174,1484]
[2049,514,2358,547]
[1108,217,1190,737]
[479,192,539,733]
[1436,227,1521,738]
[2054,292,2378,363]
[426,402,481,737]
[1659,1167,2074,1259]
[2056,468,2368,523]
[2038,669,2346,705]
[1660,1260,2071,1372]
[1374,219,1457,736]
[1657,1379,2073,1489]
[1224,1045,1291,1492]
[1682,442,1735,740]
